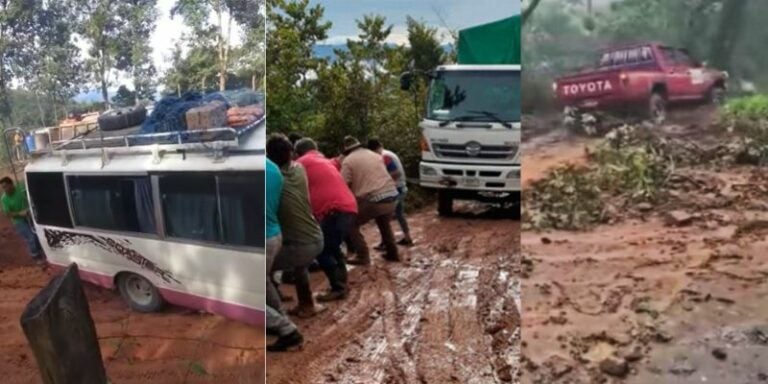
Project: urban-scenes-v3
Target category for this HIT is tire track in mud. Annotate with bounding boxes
[267,206,521,384]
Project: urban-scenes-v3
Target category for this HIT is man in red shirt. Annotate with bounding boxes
[295,138,358,301]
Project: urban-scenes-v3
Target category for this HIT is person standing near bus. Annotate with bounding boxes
[1,177,43,265]
[265,158,304,352]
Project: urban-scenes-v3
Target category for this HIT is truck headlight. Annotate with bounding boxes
[421,165,438,176]
[507,169,521,179]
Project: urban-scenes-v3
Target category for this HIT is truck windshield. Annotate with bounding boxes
[426,70,520,124]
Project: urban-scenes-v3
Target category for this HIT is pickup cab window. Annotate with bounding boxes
[660,47,696,67]
[599,46,653,67]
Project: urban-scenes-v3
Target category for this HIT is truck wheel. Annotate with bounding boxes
[709,86,726,106]
[117,272,165,313]
[437,190,454,217]
[648,93,667,125]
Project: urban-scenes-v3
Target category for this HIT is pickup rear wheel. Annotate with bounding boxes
[648,93,667,124]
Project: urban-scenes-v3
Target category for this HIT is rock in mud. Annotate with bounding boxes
[711,347,727,360]
[637,202,653,212]
[669,358,696,376]
[621,346,644,362]
[496,364,514,382]
[664,210,695,227]
[599,356,629,378]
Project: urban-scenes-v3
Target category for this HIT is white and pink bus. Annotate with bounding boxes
[17,118,265,326]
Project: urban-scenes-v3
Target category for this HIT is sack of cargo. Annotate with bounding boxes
[185,101,227,131]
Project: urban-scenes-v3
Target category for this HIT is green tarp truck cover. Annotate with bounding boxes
[457,15,521,65]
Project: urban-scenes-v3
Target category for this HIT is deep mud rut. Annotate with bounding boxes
[521,121,768,383]
[0,216,264,384]
[267,204,521,384]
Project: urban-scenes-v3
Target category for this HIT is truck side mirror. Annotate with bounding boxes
[400,72,413,91]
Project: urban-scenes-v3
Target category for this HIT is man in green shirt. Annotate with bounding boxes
[1,177,43,263]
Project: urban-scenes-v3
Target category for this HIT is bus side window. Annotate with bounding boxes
[158,174,220,243]
[27,172,73,228]
[67,175,156,234]
[217,172,265,247]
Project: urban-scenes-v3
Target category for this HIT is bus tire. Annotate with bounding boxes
[117,272,165,313]
[437,190,454,217]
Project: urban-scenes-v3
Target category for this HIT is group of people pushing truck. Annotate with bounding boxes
[265,133,413,351]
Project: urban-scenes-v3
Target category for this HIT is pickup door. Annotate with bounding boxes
[658,47,704,100]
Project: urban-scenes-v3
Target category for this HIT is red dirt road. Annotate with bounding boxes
[0,217,265,384]
[521,125,768,383]
[266,204,521,384]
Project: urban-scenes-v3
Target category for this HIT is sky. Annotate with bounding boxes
[313,0,521,45]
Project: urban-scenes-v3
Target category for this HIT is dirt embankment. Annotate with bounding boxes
[521,121,768,383]
[0,217,265,384]
[266,204,521,384]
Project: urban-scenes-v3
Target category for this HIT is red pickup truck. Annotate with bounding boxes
[554,42,728,125]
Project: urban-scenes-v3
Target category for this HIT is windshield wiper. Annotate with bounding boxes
[467,110,513,129]
[437,115,486,127]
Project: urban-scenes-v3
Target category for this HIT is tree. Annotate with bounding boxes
[0,0,40,126]
[235,5,266,90]
[406,17,445,73]
[266,0,331,132]
[111,85,136,107]
[77,0,130,108]
[26,0,83,124]
[117,0,159,105]
[709,0,748,71]
[172,0,250,91]
[522,0,544,25]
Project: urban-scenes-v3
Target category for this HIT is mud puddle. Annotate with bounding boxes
[266,203,521,383]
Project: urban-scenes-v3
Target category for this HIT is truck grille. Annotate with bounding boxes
[432,143,518,160]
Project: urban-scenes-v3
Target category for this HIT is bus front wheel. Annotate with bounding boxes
[117,272,165,313]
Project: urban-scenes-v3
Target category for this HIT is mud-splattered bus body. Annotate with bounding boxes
[18,118,266,326]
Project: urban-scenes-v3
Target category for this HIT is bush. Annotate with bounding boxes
[524,164,605,230]
[721,95,768,164]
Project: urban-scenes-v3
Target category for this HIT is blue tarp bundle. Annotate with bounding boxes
[140,88,265,137]
[140,91,203,134]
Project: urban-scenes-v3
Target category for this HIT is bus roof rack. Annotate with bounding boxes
[3,115,265,168]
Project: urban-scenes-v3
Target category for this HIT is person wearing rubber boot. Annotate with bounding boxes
[265,158,303,352]
[340,136,400,265]
[295,138,358,302]
[367,138,414,248]
[1,177,44,265]
[267,134,325,318]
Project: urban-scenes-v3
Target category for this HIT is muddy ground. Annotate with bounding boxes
[266,204,521,384]
[0,216,265,384]
[521,117,768,383]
